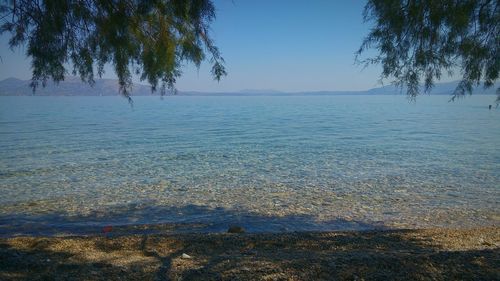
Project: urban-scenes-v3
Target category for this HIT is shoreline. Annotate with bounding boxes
[1,226,498,280]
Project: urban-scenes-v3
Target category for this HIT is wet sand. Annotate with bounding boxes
[1,226,499,280]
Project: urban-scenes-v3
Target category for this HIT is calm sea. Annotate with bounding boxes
[0,95,498,235]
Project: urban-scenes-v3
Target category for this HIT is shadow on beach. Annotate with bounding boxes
[0,203,386,237]
[0,203,499,280]
[0,227,498,280]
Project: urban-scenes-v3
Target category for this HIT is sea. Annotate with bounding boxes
[0,95,498,236]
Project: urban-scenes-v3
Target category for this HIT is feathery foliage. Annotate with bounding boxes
[358,0,499,101]
[0,0,226,100]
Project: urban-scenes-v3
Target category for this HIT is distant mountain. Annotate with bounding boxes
[364,81,499,96]
[238,89,284,94]
[0,77,497,96]
[0,76,154,96]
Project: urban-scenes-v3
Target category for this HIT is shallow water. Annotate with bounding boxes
[0,95,499,236]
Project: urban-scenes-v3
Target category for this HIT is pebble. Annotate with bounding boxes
[241,249,257,256]
[181,253,192,259]
[227,226,245,233]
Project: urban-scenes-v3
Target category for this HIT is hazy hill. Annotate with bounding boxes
[0,77,497,96]
[0,77,153,96]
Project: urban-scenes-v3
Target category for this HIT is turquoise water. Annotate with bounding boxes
[0,95,498,236]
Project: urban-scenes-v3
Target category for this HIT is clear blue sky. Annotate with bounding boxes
[1,1,389,92]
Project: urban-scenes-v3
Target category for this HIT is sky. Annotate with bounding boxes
[0,1,418,92]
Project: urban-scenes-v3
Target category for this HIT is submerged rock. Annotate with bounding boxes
[227,226,245,233]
